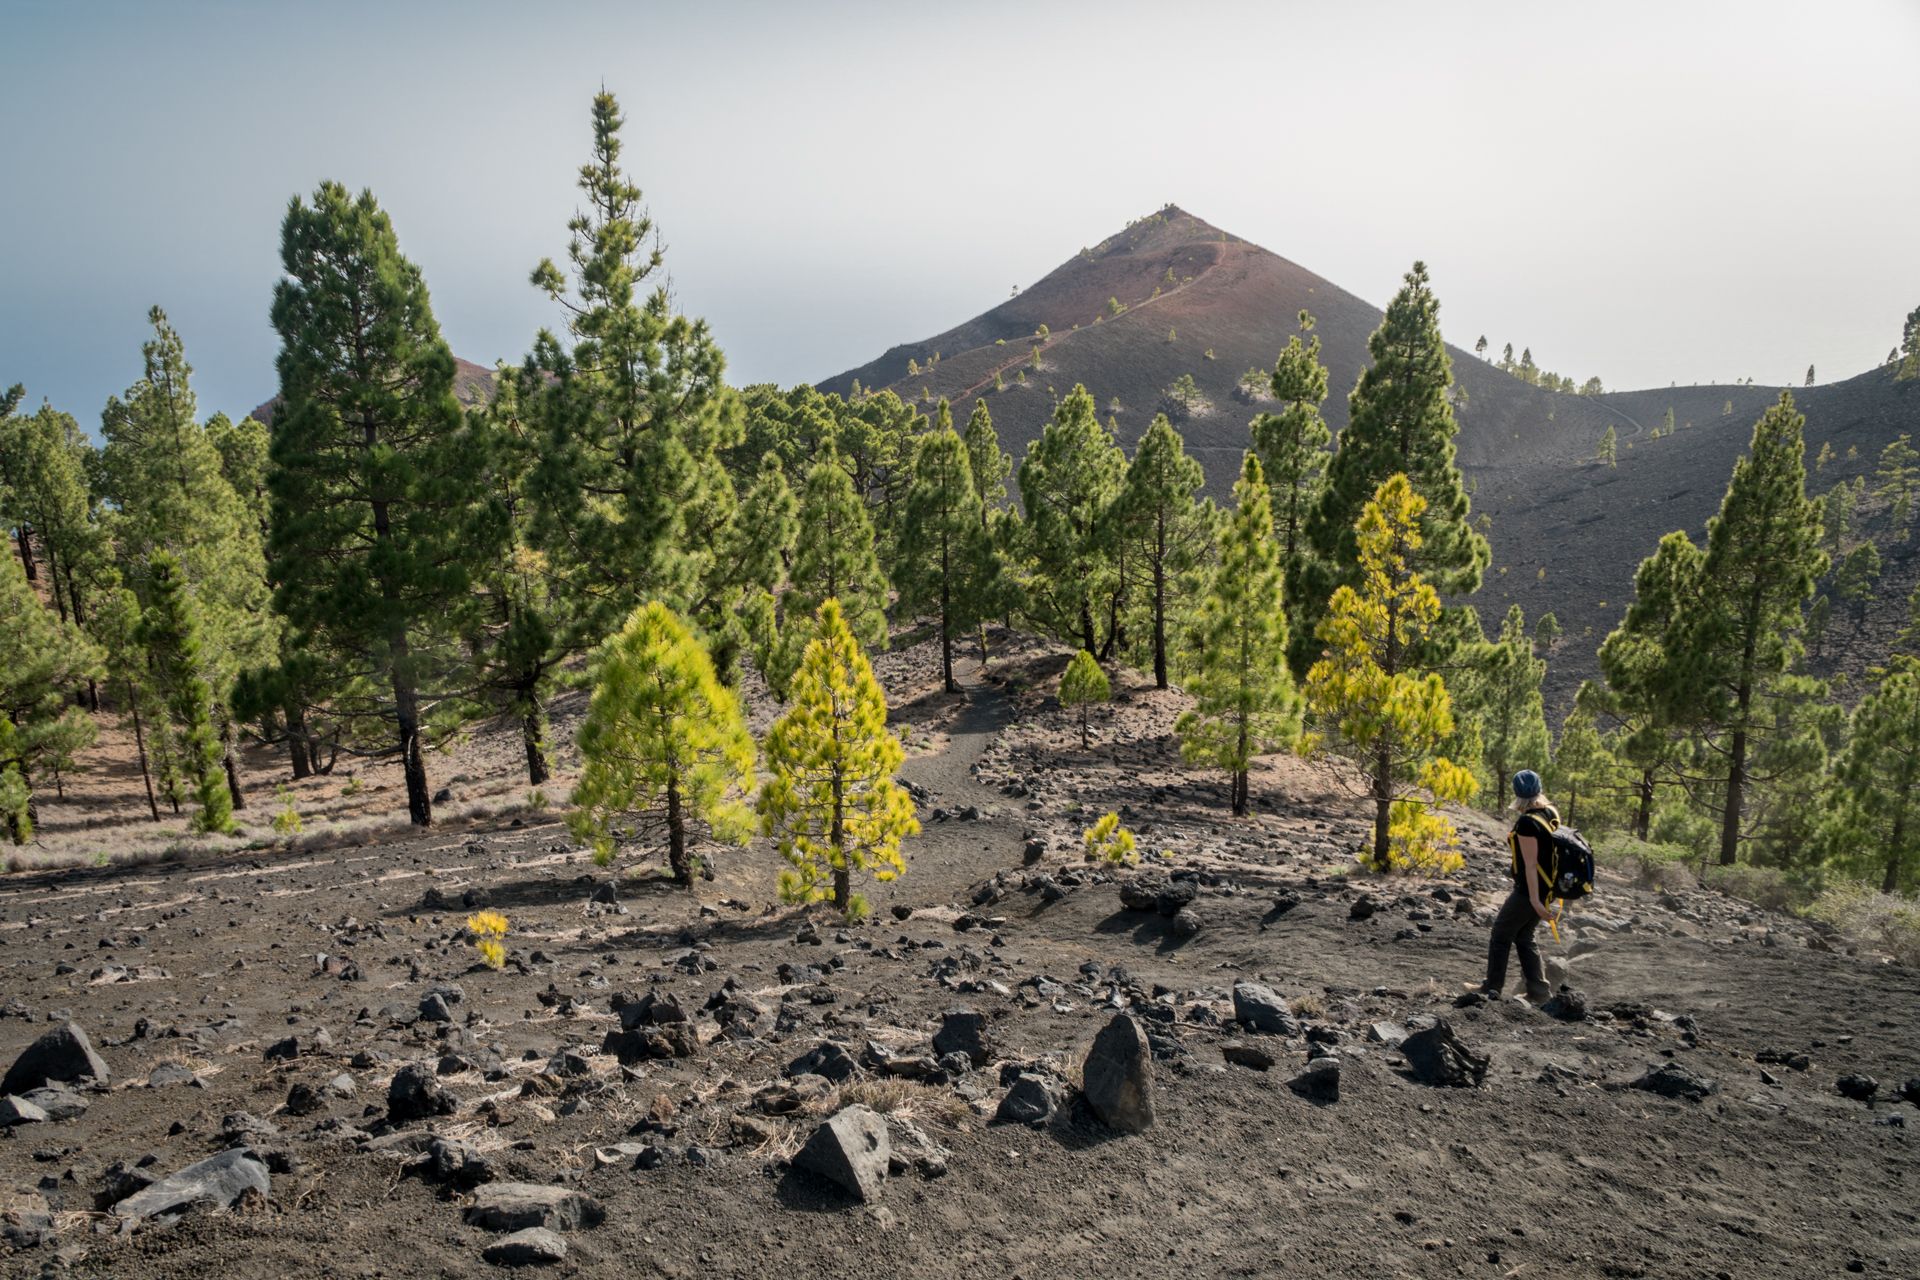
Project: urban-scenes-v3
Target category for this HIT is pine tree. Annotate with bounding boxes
[1597,424,1618,467]
[1806,364,1816,386]
[569,602,756,887]
[963,400,1012,520]
[0,548,99,842]
[1306,474,1476,871]
[1251,310,1332,628]
[1017,385,1126,657]
[1663,392,1827,865]
[1114,414,1210,688]
[1547,703,1615,830]
[1833,540,1882,630]
[759,599,919,916]
[727,451,799,601]
[785,452,889,665]
[1475,335,1488,360]
[136,552,231,834]
[1176,454,1299,815]
[522,92,736,647]
[269,181,504,826]
[1058,649,1110,749]
[1298,263,1488,676]
[961,399,1017,660]
[1875,434,1918,535]
[206,413,273,543]
[1900,304,1920,380]
[1823,663,1920,893]
[1595,531,1705,839]
[92,583,164,821]
[101,308,272,807]
[896,422,984,693]
[1535,611,1563,653]
[1457,604,1551,809]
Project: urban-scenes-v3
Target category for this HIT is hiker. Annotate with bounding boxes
[1478,769,1557,1002]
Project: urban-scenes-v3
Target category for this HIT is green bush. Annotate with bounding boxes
[1809,880,1920,965]
[1599,835,1696,892]
[1701,862,1807,913]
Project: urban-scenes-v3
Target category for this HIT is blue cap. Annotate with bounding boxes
[1512,770,1543,799]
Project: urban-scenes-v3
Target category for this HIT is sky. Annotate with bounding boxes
[5,0,1919,425]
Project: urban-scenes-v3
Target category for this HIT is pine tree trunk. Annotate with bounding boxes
[15,525,35,581]
[1885,808,1905,895]
[939,539,955,693]
[287,702,313,780]
[830,766,849,912]
[1080,705,1089,750]
[1372,742,1393,870]
[1152,507,1169,690]
[666,771,689,887]
[128,688,160,822]
[1720,726,1748,866]
[220,718,245,811]
[522,702,551,787]
[1635,769,1654,840]
[393,665,431,827]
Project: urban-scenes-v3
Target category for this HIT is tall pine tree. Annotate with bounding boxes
[1017,385,1126,657]
[1456,604,1551,807]
[1297,263,1488,675]
[269,181,504,826]
[1114,414,1211,689]
[136,552,231,834]
[1176,454,1299,815]
[1663,392,1826,865]
[896,421,985,693]
[1251,310,1331,613]
[0,547,99,842]
[1594,531,1703,839]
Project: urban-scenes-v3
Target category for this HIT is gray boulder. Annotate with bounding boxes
[465,1183,606,1232]
[1628,1061,1719,1101]
[1231,982,1296,1035]
[387,1062,457,1122]
[932,1009,992,1067]
[19,1085,87,1121]
[1083,1013,1155,1133]
[1,1021,109,1094]
[114,1149,270,1225]
[794,1103,891,1202]
[483,1227,568,1266]
[1288,1056,1341,1103]
[994,1072,1067,1125]
[0,1094,48,1126]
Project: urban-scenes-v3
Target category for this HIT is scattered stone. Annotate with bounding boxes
[1541,987,1589,1022]
[1,1021,109,1095]
[1288,1056,1341,1103]
[1628,1062,1720,1101]
[388,1062,457,1122]
[1348,896,1377,922]
[1901,1078,1920,1107]
[418,993,453,1023]
[465,1183,607,1232]
[0,1095,49,1126]
[263,1028,333,1062]
[794,1104,891,1202]
[1118,875,1164,912]
[1155,880,1198,917]
[482,1226,568,1266]
[411,1135,494,1189]
[1231,982,1296,1035]
[1221,1042,1276,1071]
[1082,1013,1155,1134]
[932,1009,992,1067]
[283,1082,326,1117]
[147,1062,201,1089]
[1836,1074,1879,1103]
[786,1041,859,1083]
[1400,1021,1489,1088]
[994,1072,1067,1125]
[113,1149,270,1225]
[1367,1021,1407,1047]
[1170,908,1204,939]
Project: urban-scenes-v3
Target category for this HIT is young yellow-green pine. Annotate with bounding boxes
[570,602,757,887]
[1058,649,1110,749]
[759,599,919,915]
[1176,454,1299,816]
[1306,474,1475,872]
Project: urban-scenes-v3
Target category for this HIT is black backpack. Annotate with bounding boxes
[1510,809,1596,902]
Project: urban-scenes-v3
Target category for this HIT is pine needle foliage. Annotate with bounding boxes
[1306,475,1475,872]
[760,599,919,915]
[1058,649,1110,749]
[570,602,756,887]
[1176,454,1299,816]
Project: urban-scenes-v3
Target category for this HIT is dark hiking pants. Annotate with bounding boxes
[1485,883,1545,993]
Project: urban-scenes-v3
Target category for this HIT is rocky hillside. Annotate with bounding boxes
[819,207,1920,708]
[1,636,1915,1278]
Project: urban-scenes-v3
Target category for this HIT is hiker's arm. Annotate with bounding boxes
[1517,836,1551,920]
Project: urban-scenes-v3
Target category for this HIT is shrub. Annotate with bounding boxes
[1601,835,1696,892]
[467,910,509,969]
[1809,881,1920,965]
[1083,812,1136,865]
[1701,862,1805,913]
[271,787,303,836]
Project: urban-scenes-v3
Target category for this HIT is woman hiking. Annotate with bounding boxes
[1476,769,1557,1003]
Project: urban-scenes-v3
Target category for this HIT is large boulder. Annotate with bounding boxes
[1400,1021,1489,1088]
[794,1103,891,1202]
[1231,982,1297,1035]
[1,1021,109,1095]
[465,1183,606,1232]
[113,1149,270,1225]
[1083,1014,1155,1133]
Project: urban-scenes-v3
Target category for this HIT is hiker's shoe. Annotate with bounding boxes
[1523,980,1553,1004]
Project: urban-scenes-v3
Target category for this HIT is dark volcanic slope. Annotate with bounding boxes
[819,207,1920,708]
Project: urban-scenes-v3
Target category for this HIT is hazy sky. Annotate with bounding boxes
[6,0,1918,424]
